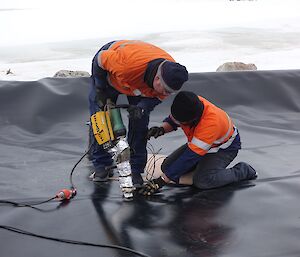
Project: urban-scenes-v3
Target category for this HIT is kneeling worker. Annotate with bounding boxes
[140,91,257,196]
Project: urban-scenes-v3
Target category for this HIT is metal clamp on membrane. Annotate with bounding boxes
[90,105,134,199]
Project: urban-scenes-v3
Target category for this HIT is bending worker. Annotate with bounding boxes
[88,40,188,187]
[140,91,257,196]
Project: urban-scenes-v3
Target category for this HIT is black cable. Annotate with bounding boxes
[145,147,157,180]
[146,156,165,181]
[145,143,164,181]
[145,155,165,181]
[147,141,155,154]
[0,225,151,257]
[0,196,57,208]
[69,143,93,189]
[0,199,74,212]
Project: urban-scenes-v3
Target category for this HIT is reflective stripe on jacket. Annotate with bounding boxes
[97,40,175,100]
[181,96,237,156]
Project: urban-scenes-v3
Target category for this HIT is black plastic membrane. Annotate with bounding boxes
[1,70,300,257]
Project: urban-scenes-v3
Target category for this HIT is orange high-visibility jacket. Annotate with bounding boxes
[181,96,237,156]
[97,40,175,100]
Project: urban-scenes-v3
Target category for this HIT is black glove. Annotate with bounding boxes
[139,177,167,196]
[127,105,144,120]
[95,88,110,109]
[147,126,165,140]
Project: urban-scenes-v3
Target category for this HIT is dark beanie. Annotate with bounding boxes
[171,91,204,122]
[157,61,188,92]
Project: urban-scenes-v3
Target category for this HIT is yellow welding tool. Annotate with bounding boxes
[91,111,115,145]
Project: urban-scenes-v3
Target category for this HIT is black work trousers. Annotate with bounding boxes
[161,144,255,189]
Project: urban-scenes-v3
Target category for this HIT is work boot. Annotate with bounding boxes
[231,162,258,183]
[247,164,258,180]
[131,172,144,188]
[91,165,116,182]
[93,168,109,182]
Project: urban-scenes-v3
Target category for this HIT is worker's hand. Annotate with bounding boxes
[127,105,144,120]
[139,177,166,196]
[95,88,110,109]
[147,126,165,140]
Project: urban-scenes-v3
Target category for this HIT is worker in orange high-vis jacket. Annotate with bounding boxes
[140,91,257,196]
[88,40,189,187]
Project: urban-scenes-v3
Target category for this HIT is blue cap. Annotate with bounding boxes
[157,61,188,92]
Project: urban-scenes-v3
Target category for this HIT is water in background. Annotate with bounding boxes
[1,0,300,80]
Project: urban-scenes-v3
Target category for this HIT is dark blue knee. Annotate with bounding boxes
[193,171,220,189]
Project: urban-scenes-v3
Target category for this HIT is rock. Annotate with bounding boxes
[216,62,257,72]
[53,70,90,78]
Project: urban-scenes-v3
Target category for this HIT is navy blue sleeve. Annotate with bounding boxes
[163,115,179,131]
[93,70,110,91]
[91,56,110,90]
[163,146,203,183]
[137,97,161,113]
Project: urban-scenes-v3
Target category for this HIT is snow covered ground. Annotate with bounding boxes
[1,0,300,81]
